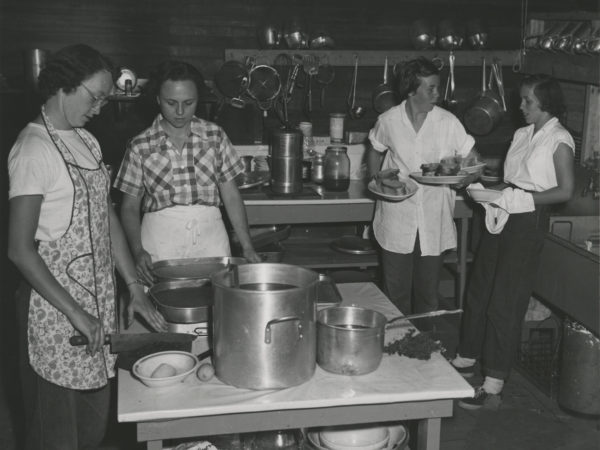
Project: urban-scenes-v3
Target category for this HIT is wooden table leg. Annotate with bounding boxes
[417,417,441,450]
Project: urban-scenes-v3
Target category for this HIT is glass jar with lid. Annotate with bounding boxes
[323,146,350,191]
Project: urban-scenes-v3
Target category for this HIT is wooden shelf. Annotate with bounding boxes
[225,49,521,67]
[521,51,599,86]
[278,237,473,270]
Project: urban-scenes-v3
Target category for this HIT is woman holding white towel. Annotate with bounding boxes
[452,74,575,410]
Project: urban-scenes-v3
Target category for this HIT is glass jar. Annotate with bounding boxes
[311,153,325,184]
[324,146,350,191]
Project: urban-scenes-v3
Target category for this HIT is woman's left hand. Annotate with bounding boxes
[125,284,168,331]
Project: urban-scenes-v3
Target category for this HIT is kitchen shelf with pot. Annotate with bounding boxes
[225,49,522,67]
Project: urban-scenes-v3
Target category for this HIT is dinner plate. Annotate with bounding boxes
[368,177,418,201]
[410,171,469,185]
[235,171,269,189]
[467,187,502,203]
[461,162,486,174]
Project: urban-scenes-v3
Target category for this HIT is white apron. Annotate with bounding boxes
[141,204,231,261]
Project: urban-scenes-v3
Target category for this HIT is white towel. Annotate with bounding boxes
[471,185,534,234]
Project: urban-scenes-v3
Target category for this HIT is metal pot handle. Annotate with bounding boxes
[264,316,302,344]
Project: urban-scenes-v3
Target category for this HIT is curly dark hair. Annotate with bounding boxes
[147,60,207,98]
[37,44,114,101]
[395,57,440,100]
[520,74,566,118]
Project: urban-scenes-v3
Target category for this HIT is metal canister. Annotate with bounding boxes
[311,154,325,184]
[269,127,303,194]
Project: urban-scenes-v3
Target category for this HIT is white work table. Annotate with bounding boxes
[118,282,473,450]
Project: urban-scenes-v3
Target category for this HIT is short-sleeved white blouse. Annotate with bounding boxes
[368,102,475,256]
[504,117,574,192]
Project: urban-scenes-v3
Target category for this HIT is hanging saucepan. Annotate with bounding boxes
[463,57,504,136]
[315,55,335,108]
[372,57,397,114]
[215,60,250,109]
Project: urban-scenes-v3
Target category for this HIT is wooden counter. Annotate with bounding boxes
[118,282,474,450]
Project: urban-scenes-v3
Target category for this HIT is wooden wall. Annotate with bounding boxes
[0,0,595,147]
[2,0,589,81]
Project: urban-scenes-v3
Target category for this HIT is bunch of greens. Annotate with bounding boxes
[383,328,444,360]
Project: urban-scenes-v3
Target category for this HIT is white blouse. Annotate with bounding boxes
[504,117,574,192]
[369,102,475,256]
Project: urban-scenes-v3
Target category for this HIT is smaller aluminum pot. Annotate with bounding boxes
[149,278,213,324]
[317,306,387,376]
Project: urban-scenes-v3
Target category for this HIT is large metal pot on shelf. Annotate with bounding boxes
[210,263,319,389]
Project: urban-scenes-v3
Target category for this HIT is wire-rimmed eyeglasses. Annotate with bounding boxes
[81,83,109,109]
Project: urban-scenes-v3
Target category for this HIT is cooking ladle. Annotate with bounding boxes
[347,54,366,119]
[385,308,462,329]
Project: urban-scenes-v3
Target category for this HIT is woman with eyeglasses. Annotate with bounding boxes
[7,44,167,450]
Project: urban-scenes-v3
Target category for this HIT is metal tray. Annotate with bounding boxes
[153,256,247,281]
[235,170,270,189]
[317,274,342,305]
[330,236,377,255]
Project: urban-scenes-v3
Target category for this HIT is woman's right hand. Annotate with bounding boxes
[135,249,156,285]
[70,309,105,356]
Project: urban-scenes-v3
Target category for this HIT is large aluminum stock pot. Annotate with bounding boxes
[210,263,319,389]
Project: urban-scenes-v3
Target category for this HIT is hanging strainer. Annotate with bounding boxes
[247,64,282,115]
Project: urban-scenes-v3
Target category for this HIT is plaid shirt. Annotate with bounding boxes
[114,115,243,212]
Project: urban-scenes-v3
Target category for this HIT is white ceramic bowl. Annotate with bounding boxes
[133,351,199,388]
[320,425,389,450]
[385,422,408,449]
[467,187,502,203]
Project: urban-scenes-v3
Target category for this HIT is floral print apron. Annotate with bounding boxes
[28,108,117,390]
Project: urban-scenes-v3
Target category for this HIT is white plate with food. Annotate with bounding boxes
[369,170,418,201]
[467,187,503,203]
[410,171,469,185]
[461,162,487,174]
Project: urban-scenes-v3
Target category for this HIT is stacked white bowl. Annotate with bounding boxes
[318,425,389,450]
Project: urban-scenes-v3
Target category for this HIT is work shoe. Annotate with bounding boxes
[458,386,502,410]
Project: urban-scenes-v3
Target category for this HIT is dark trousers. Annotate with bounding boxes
[16,282,111,450]
[457,210,545,380]
[381,234,444,315]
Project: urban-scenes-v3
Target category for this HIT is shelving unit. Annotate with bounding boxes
[225,49,521,67]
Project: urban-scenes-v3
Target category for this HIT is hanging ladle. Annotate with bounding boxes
[347,54,366,119]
